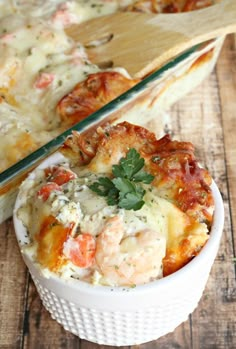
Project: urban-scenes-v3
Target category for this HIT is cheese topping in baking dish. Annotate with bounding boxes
[0,0,217,173]
[0,0,132,172]
[17,122,214,287]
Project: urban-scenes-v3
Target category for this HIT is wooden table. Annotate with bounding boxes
[0,35,236,349]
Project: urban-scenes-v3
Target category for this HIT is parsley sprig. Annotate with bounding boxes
[89,148,154,211]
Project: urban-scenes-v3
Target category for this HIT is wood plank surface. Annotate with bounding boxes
[0,35,235,349]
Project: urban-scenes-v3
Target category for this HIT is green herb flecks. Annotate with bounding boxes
[89,148,154,211]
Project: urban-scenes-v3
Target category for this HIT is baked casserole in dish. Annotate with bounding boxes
[0,0,225,222]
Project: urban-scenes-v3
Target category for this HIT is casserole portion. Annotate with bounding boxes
[17,122,214,286]
[0,0,134,173]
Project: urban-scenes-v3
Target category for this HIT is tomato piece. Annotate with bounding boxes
[51,3,77,27]
[44,166,76,185]
[37,182,62,201]
[63,233,96,268]
[36,215,74,271]
[35,72,54,89]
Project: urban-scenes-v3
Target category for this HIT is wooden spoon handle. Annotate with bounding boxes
[139,0,236,76]
[67,0,236,78]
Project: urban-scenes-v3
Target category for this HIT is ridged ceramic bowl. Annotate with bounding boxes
[13,152,224,346]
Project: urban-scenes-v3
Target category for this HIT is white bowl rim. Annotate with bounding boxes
[13,152,224,295]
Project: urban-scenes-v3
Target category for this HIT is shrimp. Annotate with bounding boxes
[63,233,96,268]
[34,72,55,89]
[95,216,166,286]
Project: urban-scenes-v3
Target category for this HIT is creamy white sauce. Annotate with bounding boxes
[0,0,135,172]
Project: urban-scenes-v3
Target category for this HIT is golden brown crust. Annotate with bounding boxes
[163,223,209,276]
[36,215,73,271]
[57,72,139,127]
[62,121,214,224]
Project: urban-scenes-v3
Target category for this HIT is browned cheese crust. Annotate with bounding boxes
[57,72,139,127]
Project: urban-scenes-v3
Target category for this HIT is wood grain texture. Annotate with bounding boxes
[0,36,235,349]
[170,37,236,349]
[0,219,27,349]
[216,34,236,252]
[66,0,236,78]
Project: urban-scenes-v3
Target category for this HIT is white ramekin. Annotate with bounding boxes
[13,152,224,346]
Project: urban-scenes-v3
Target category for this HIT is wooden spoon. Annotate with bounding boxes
[66,0,236,78]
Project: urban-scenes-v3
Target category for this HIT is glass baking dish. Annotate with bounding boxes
[0,36,225,223]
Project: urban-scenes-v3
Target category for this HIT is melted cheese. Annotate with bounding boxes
[0,0,134,172]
